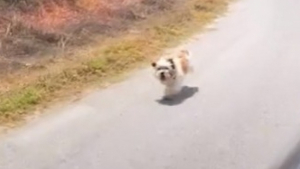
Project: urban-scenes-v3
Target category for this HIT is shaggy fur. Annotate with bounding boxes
[152,49,193,99]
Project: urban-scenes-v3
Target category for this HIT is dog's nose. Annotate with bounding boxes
[160,72,165,81]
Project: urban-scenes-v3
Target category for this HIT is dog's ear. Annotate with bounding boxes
[151,62,156,68]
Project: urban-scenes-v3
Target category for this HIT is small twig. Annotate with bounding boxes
[4,23,11,37]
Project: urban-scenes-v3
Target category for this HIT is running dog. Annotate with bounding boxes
[151,49,193,99]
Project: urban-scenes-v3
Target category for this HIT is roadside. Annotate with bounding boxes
[0,0,230,128]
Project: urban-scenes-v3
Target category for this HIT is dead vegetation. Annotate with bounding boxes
[0,0,230,126]
[0,0,176,74]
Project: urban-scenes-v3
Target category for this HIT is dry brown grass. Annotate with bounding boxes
[0,0,172,74]
[0,0,231,126]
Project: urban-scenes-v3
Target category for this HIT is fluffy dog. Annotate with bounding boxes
[151,49,193,99]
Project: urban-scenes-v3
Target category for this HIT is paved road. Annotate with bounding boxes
[2,0,300,168]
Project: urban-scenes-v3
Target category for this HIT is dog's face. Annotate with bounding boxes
[151,58,176,83]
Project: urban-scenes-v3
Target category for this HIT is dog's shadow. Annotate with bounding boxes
[156,86,199,106]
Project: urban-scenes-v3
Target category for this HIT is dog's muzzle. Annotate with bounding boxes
[156,65,176,81]
[160,72,166,81]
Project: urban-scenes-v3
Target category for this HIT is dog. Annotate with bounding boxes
[151,49,194,100]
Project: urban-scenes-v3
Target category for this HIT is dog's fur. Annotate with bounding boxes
[151,49,193,99]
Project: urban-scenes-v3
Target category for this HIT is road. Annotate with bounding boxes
[1,0,300,168]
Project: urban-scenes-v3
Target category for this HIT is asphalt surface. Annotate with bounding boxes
[1,0,300,168]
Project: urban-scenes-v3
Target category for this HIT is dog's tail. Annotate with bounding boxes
[179,49,194,73]
[179,49,192,60]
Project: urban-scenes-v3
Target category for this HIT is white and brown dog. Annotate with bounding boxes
[151,49,193,99]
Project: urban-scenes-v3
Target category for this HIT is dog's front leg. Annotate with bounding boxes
[163,82,182,99]
[173,81,183,95]
[163,86,174,99]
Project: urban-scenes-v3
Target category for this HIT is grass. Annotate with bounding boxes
[0,0,231,126]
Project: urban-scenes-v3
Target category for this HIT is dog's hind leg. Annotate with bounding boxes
[164,87,175,99]
[188,64,194,73]
[171,81,183,95]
